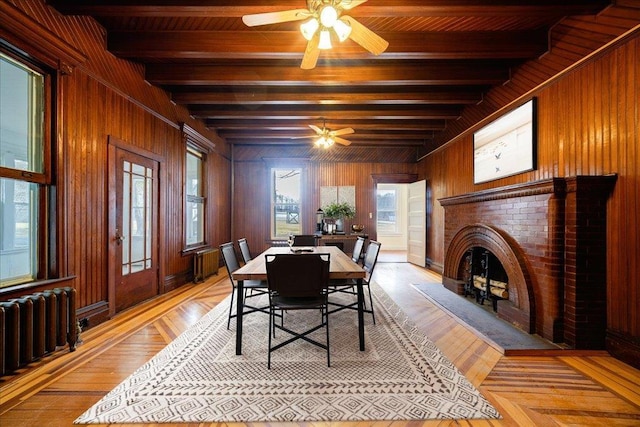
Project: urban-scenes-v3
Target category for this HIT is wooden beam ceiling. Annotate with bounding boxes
[47,0,614,157]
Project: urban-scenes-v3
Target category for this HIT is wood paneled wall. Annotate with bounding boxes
[232,154,417,254]
[419,32,640,365]
[1,1,231,325]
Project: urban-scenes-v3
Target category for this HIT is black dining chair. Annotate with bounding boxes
[351,236,366,264]
[291,234,317,246]
[237,237,253,263]
[327,235,364,294]
[327,240,381,324]
[265,253,331,369]
[219,242,269,329]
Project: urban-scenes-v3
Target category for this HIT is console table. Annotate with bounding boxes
[316,233,368,256]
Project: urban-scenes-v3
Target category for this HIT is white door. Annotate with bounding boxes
[407,180,426,267]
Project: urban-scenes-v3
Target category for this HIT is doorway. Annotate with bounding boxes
[375,181,426,266]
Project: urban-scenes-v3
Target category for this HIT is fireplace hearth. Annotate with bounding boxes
[439,175,616,349]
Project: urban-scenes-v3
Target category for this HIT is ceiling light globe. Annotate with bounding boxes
[300,18,319,41]
[318,29,332,50]
[333,18,352,42]
[319,5,338,28]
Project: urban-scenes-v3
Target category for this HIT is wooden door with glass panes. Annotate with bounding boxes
[111,146,159,312]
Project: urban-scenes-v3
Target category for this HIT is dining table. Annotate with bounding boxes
[231,245,367,355]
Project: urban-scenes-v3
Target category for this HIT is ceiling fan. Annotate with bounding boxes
[242,0,389,69]
[304,121,355,148]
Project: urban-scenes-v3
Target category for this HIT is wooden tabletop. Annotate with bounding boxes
[233,246,365,281]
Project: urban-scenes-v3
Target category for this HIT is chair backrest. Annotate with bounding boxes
[351,236,365,263]
[265,253,330,298]
[362,240,381,282]
[220,242,240,280]
[238,238,252,263]
[292,234,317,246]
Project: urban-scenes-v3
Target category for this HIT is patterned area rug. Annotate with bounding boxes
[74,283,501,423]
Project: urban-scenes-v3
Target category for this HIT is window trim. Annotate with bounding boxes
[0,47,56,288]
[183,143,207,251]
[269,165,305,240]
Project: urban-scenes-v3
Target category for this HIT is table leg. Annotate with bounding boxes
[236,279,244,355]
[356,278,365,351]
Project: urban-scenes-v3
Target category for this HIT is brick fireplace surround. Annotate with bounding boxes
[439,175,616,349]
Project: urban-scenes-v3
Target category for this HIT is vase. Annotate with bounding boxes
[335,218,344,233]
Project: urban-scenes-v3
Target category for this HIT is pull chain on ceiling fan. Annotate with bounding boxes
[242,0,388,69]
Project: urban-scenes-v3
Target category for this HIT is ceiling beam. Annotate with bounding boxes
[227,138,428,147]
[108,30,548,60]
[205,119,447,131]
[191,106,462,120]
[173,87,482,105]
[146,62,510,86]
[217,129,434,139]
[48,1,610,18]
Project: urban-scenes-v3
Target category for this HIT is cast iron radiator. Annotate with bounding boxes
[0,287,77,375]
[193,248,219,283]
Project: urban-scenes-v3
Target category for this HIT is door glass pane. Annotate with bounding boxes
[122,164,130,275]
[145,168,151,260]
[131,174,145,273]
[122,160,153,276]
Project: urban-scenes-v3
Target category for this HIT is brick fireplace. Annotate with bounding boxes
[439,175,616,348]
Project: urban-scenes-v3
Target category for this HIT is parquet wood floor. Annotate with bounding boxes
[1,259,639,426]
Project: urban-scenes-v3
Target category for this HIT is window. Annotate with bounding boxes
[376,185,398,233]
[271,168,302,238]
[0,51,52,288]
[185,146,205,247]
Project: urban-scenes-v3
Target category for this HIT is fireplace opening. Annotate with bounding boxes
[462,248,509,312]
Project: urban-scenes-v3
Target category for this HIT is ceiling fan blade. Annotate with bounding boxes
[309,124,323,134]
[301,31,320,69]
[242,9,310,27]
[342,16,389,56]
[334,136,352,146]
[330,127,355,136]
[340,0,368,10]
[289,135,316,139]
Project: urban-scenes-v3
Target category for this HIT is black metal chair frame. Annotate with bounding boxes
[327,240,381,324]
[265,253,331,369]
[220,242,271,329]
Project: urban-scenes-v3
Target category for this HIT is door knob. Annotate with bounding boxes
[115,229,125,245]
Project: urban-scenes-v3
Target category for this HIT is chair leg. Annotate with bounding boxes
[366,284,376,325]
[227,286,236,330]
[325,306,330,367]
[268,307,273,369]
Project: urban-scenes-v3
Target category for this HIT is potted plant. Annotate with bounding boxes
[322,202,356,233]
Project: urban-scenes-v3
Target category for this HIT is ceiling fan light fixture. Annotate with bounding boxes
[300,17,319,40]
[318,29,333,49]
[333,18,352,42]
[319,5,338,28]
